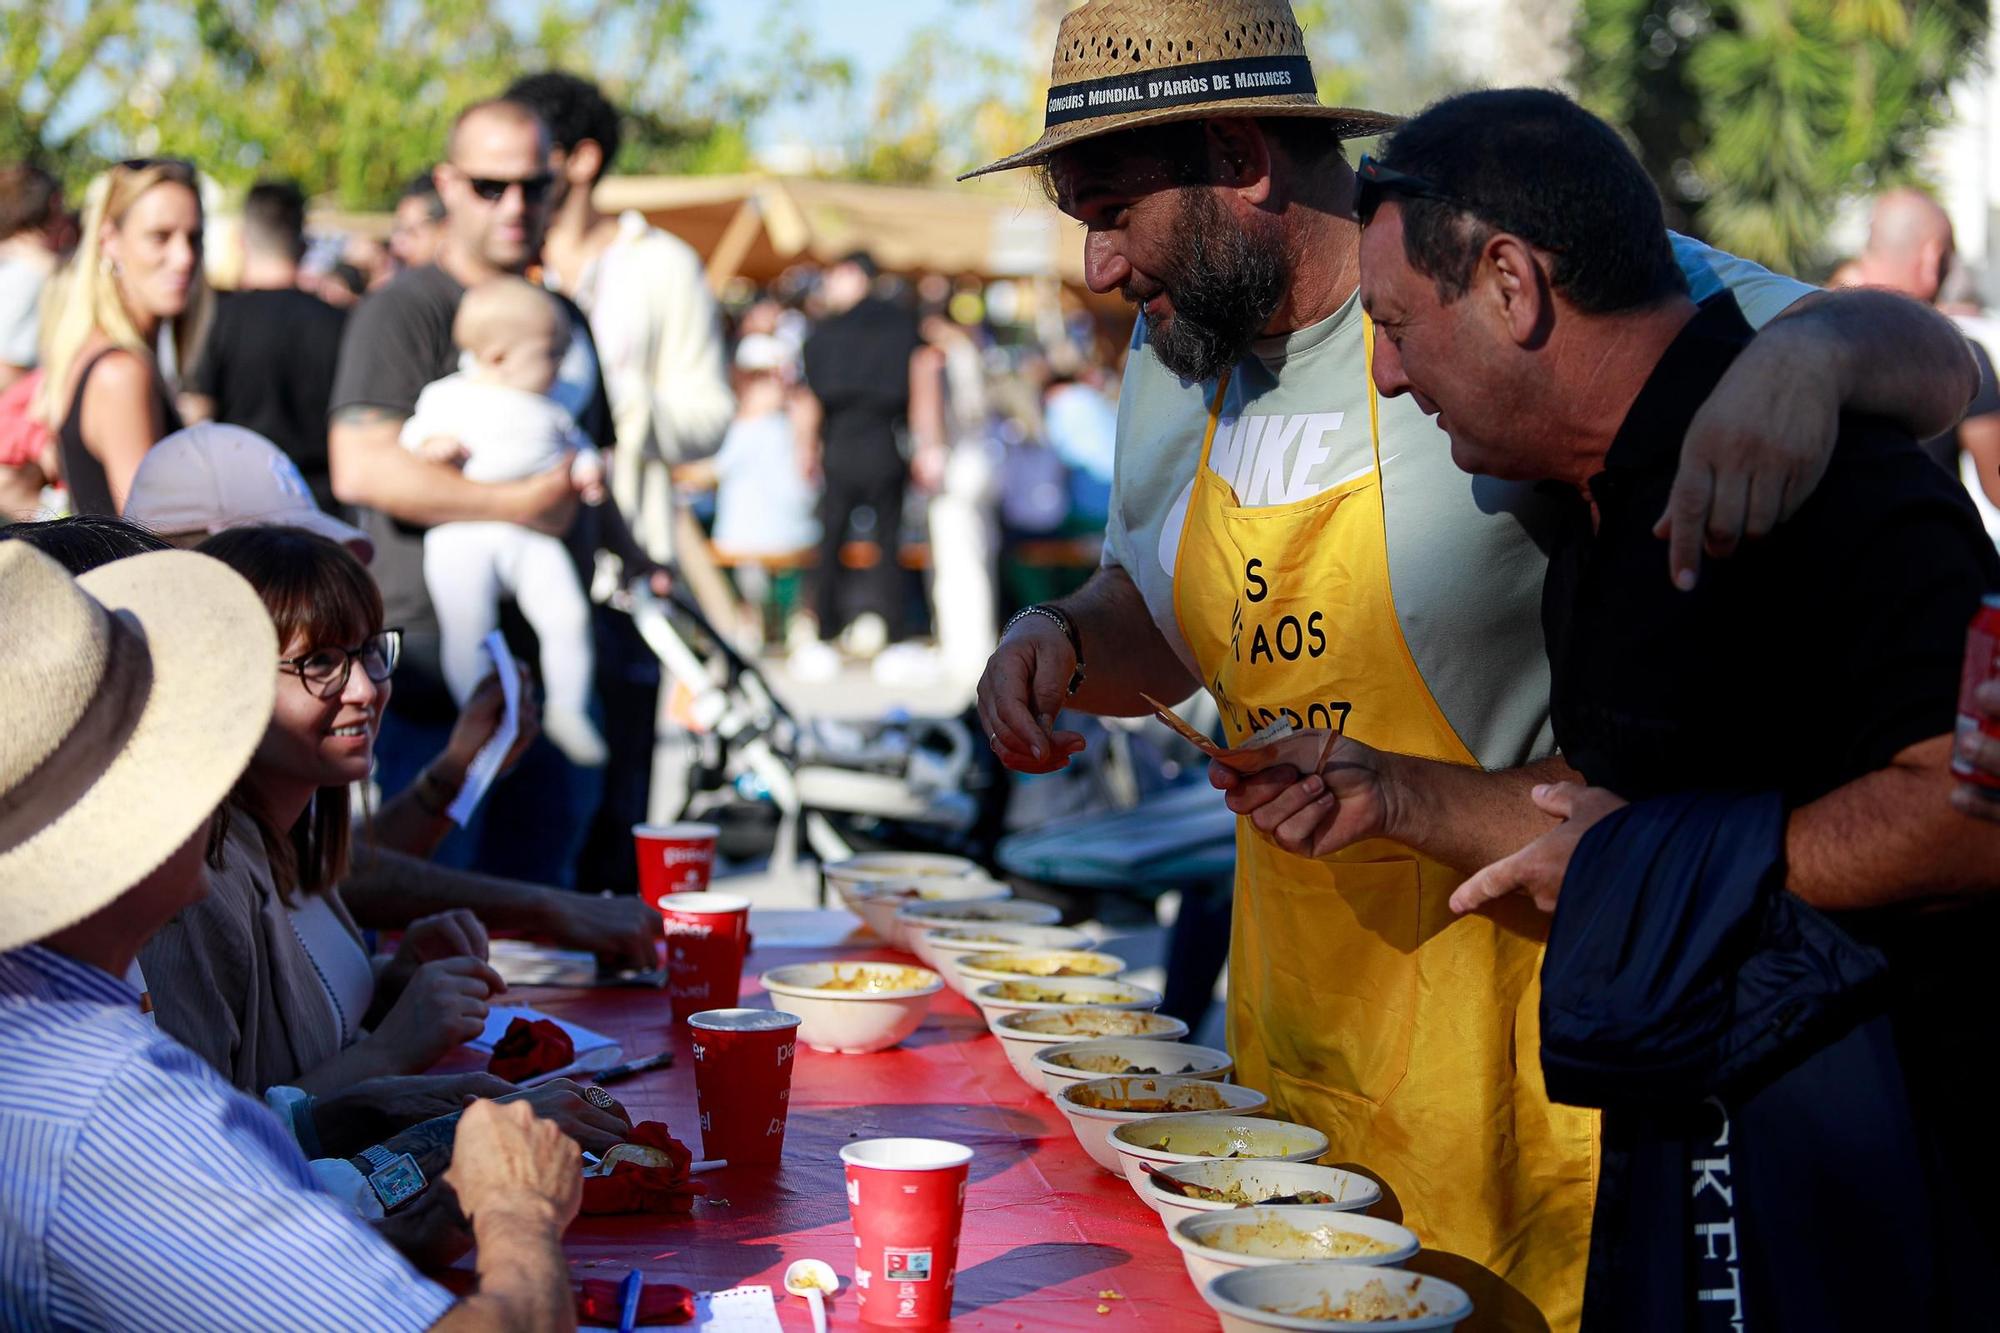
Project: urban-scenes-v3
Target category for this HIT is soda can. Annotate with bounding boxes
[1953,594,2000,796]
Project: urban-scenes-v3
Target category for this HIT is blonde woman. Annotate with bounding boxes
[35,158,209,514]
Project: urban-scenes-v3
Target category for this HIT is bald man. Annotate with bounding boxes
[1842,189,2000,508]
[326,97,615,885]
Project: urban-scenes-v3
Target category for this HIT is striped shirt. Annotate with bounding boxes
[0,946,455,1332]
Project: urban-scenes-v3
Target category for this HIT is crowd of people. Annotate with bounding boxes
[5,0,2000,1327]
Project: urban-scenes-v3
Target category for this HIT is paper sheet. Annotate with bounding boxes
[447,630,520,825]
[468,1004,623,1086]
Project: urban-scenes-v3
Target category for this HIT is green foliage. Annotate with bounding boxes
[0,0,142,171]
[1575,0,1988,274]
[0,0,813,207]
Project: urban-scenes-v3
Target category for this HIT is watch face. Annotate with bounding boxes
[370,1153,427,1213]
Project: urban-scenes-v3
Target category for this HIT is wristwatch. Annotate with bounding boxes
[1003,604,1086,695]
[354,1144,427,1215]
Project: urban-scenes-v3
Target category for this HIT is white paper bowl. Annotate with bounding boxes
[894,898,1064,956]
[970,975,1162,1035]
[1054,1076,1269,1175]
[1032,1039,1233,1099]
[846,876,1011,947]
[1110,1114,1329,1192]
[1137,1160,1384,1230]
[989,1007,1191,1082]
[1171,1208,1420,1289]
[758,961,942,1054]
[954,949,1127,993]
[910,923,1095,992]
[1204,1263,1473,1332]
[825,853,982,919]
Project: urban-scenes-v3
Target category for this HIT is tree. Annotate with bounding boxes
[0,0,142,170]
[1575,0,1987,275]
[0,0,844,207]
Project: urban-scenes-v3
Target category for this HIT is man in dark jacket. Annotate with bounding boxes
[1357,88,2000,1329]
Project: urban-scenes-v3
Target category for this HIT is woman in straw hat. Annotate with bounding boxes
[0,542,587,1330]
[970,3,1984,1329]
[33,159,210,515]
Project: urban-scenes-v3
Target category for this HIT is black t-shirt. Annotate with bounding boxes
[326,263,612,715]
[1545,295,2000,808]
[190,288,347,512]
[1918,335,2000,473]
[802,296,922,478]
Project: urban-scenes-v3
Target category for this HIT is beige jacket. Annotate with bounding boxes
[140,806,367,1093]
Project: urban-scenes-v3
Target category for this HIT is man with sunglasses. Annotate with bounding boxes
[967,3,1985,1328]
[329,98,613,888]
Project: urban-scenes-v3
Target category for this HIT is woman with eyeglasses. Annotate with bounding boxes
[138,526,516,1101]
[34,159,210,514]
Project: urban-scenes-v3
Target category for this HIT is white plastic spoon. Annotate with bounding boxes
[782,1258,837,1333]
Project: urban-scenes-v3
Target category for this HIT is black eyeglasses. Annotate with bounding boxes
[114,157,198,182]
[279,629,402,699]
[460,172,554,205]
[1354,155,1465,225]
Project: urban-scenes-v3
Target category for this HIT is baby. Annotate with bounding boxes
[401,276,608,767]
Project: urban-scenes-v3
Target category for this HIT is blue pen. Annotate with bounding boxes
[616,1267,644,1333]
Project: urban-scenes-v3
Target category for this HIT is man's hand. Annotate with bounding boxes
[1208,730,1392,858]
[543,892,662,973]
[444,1098,583,1229]
[976,617,1087,773]
[1952,679,2000,823]
[496,1077,634,1157]
[1448,782,1628,915]
[1658,320,1837,591]
[503,457,582,537]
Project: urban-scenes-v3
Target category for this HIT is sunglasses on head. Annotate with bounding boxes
[459,172,555,205]
[1354,155,1464,225]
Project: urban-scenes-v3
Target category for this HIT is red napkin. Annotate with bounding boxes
[580,1121,705,1216]
[488,1016,575,1083]
[575,1276,697,1325]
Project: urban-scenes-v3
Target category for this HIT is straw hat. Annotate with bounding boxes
[960,0,1398,180]
[0,543,277,950]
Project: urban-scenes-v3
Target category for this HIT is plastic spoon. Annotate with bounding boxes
[782,1258,837,1333]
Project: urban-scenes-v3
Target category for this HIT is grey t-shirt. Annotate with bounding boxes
[1104,234,1812,771]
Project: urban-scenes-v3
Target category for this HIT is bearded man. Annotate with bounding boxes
[968,3,1985,1329]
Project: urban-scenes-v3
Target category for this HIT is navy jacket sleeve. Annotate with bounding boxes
[1539,791,1888,1108]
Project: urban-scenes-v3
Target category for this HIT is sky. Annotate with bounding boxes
[702,0,1028,160]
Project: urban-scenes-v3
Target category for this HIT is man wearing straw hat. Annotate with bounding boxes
[970,2,1983,1327]
[0,543,587,1329]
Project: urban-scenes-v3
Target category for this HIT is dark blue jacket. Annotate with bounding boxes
[1542,792,1985,1332]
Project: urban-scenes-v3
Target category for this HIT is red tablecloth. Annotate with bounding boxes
[523,913,1217,1330]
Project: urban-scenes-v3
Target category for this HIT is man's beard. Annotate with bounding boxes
[1141,190,1288,382]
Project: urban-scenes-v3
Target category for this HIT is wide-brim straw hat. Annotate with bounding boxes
[0,544,277,950]
[960,0,1399,180]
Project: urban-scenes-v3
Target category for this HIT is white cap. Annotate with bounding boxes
[734,333,792,374]
[123,423,374,562]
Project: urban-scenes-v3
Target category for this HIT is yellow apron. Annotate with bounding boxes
[1171,324,1597,1332]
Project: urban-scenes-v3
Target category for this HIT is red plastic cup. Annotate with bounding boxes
[687,1008,801,1165]
[660,892,752,1026]
[841,1138,975,1328]
[633,821,720,908]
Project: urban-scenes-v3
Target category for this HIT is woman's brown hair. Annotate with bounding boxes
[197,525,381,901]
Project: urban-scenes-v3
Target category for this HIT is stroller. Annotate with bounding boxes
[617,583,1010,875]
